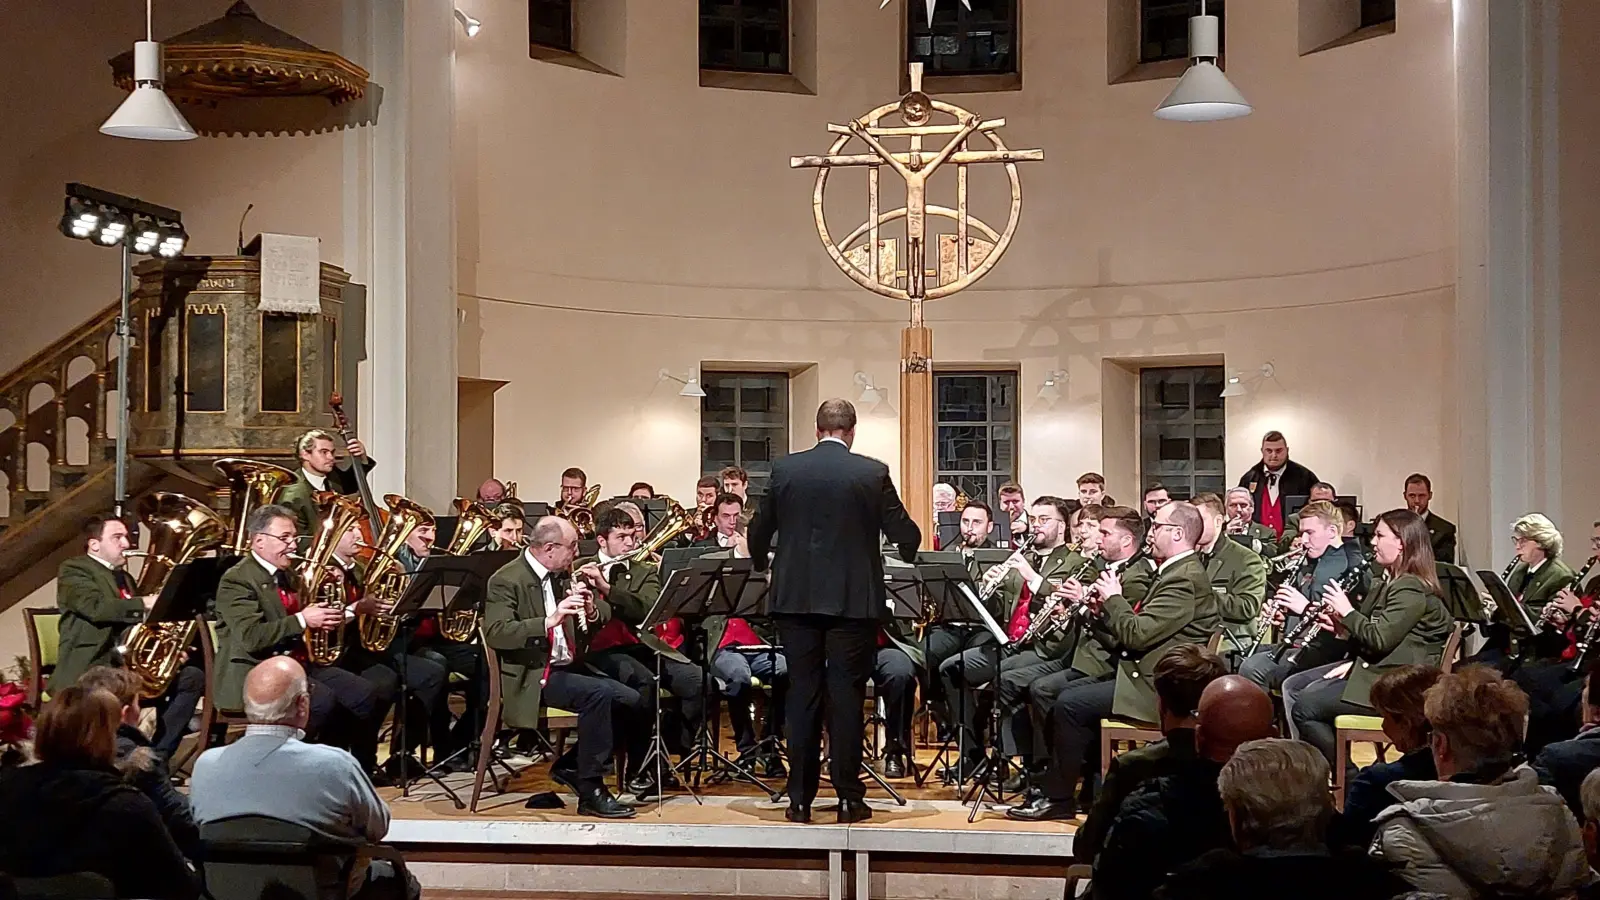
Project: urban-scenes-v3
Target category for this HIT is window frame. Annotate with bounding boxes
[906,0,1020,80]
[1138,0,1226,65]
[1137,365,1227,501]
[933,369,1019,507]
[528,0,574,53]
[699,371,791,501]
[699,0,791,76]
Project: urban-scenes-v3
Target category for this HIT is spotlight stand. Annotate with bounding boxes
[115,239,131,519]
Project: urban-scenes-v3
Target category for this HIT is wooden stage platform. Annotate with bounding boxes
[380,764,1077,900]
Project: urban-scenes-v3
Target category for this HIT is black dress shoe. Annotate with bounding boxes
[1005,795,1076,822]
[549,765,580,795]
[882,753,908,779]
[625,769,681,802]
[785,804,812,823]
[578,786,637,819]
[836,798,873,824]
[760,753,787,778]
[1002,770,1028,793]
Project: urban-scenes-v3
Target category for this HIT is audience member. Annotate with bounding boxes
[190,658,417,900]
[1534,664,1600,816]
[75,666,198,855]
[0,686,196,899]
[1156,739,1413,900]
[1579,770,1600,900]
[1333,664,1440,847]
[1073,644,1227,864]
[1091,674,1276,900]
[1370,665,1592,897]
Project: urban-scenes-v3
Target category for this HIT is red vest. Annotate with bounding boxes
[1260,492,1285,536]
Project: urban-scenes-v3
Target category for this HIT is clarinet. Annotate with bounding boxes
[1554,557,1600,669]
[1274,556,1369,665]
[1244,550,1311,657]
[1008,551,1102,652]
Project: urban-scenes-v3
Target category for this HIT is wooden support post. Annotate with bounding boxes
[900,323,934,547]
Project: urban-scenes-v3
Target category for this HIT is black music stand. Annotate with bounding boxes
[1476,570,1539,635]
[148,557,232,626]
[651,557,783,802]
[403,550,517,807]
[1438,563,1486,623]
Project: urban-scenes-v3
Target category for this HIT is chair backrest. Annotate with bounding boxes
[1439,620,1465,674]
[4,872,116,900]
[478,625,503,712]
[1205,631,1224,654]
[23,608,60,707]
[199,815,357,900]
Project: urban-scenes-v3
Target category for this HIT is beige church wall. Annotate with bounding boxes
[456,0,1456,511]
[0,0,351,375]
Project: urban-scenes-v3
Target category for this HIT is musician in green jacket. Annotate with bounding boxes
[923,502,1018,731]
[482,515,638,818]
[1195,493,1268,664]
[49,515,151,694]
[1011,501,1219,822]
[1225,488,1281,556]
[277,429,376,538]
[1282,508,1453,774]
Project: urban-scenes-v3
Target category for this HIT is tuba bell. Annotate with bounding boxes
[437,498,496,642]
[357,494,435,653]
[121,492,229,698]
[297,492,368,666]
[214,458,297,553]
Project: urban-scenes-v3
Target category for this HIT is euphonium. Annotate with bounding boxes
[121,492,229,698]
[606,503,696,570]
[213,458,297,553]
[298,492,368,665]
[356,494,435,653]
[554,484,601,539]
[439,498,497,642]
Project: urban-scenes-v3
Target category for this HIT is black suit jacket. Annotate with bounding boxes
[747,439,920,620]
[1535,728,1600,816]
[1236,459,1319,524]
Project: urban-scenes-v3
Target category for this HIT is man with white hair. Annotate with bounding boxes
[1223,488,1278,555]
[932,483,958,514]
[190,657,415,900]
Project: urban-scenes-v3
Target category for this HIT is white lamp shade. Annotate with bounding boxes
[101,42,196,141]
[1218,380,1246,398]
[679,379,707,398]
[1155,61,1252,122]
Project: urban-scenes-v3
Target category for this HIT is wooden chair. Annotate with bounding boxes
[1331,622,1466,809]
[1099,635,1226,777]
[22,608,59,708]
[192,618,249,758]
[470,633,578,812]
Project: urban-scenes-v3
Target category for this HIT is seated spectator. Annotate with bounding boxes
[190,657,417,900]
[1535,664,1600,816]
[1156,738,1413,899]
[1371,665,1593,897]
[1091,675,1277,900]
[1332,664,1441,847]
[0,686,197,899]
[75,666,199,855]
[1074,644,1227,865]
[1579,770,1600,900]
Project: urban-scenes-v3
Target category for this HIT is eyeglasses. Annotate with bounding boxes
[263,532,297,545]
[1148,522,1182,534]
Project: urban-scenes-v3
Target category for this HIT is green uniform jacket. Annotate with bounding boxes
[1510,558,1577,621]
[482,554,613,729]
[1339,572,1454,707]
[1072,557,1155,678]
[1229,524,1279,557]
[577,555,661,630]
[1098,553,1219,724]
[213,555,307,711]
[49,555,146,693]
[1204,538,1268,655]
[1033,548,1104,661]
[277,458,376,538]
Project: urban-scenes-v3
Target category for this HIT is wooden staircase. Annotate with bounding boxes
[0,302,164,610]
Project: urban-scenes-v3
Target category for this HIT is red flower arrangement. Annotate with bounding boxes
[0,681,29,746]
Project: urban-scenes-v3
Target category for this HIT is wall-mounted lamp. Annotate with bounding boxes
[1219,362,1276,398]
[658,368,706,398]
[854,372,886,406]
[1037,369,1067,401]
[454,8,482,37]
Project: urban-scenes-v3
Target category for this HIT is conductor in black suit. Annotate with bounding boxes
[748,399,920,824]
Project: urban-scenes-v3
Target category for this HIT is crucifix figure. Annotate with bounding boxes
[790,63,1043,541]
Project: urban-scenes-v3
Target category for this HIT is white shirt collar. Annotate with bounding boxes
[252,551,280,577]
[88,553,116,571]
[1158,548,1197,574]
[597,549,618,566]
[524,549,553,581]
[301,468,328,491]
[244,723,306,741]
[818,436,848,448]
[1529,558,1547,575]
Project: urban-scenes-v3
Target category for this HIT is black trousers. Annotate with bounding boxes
[1044,675,1116,802]
[1000,650,1066,758]
[922,624,992,720]
[940,644,999,763]
[1514,659,1585,756]
[590,644,708,755]
[776,614,878,806]
[414,638,486,752]
[342,646,449,757]
[151,663,205,759]
[872,646,917,754]
[1284,663,1367,772]
[544,664,648,790]
[307,664,388,772]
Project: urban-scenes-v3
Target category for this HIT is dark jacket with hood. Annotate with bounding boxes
[115,723,199,855]
[0,760,197,899]
[1155,846,1414,900]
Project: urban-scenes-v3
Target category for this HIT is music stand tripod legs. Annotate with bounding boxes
[629,650,678,811]
[960,677,1021,823]
[672,629,782,803]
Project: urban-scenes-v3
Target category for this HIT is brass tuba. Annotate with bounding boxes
[214,458,297,553]
[297,492,367,665]
[438,498,497,641]
[121,493,229,698]
[357,494,435,653]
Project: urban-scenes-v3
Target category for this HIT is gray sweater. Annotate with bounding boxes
[189,726,389,843]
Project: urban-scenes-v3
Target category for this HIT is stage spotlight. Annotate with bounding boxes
[132,217,161,254]
[61,183,185,258]
[98,214,130,246]
[157,225,187,257]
